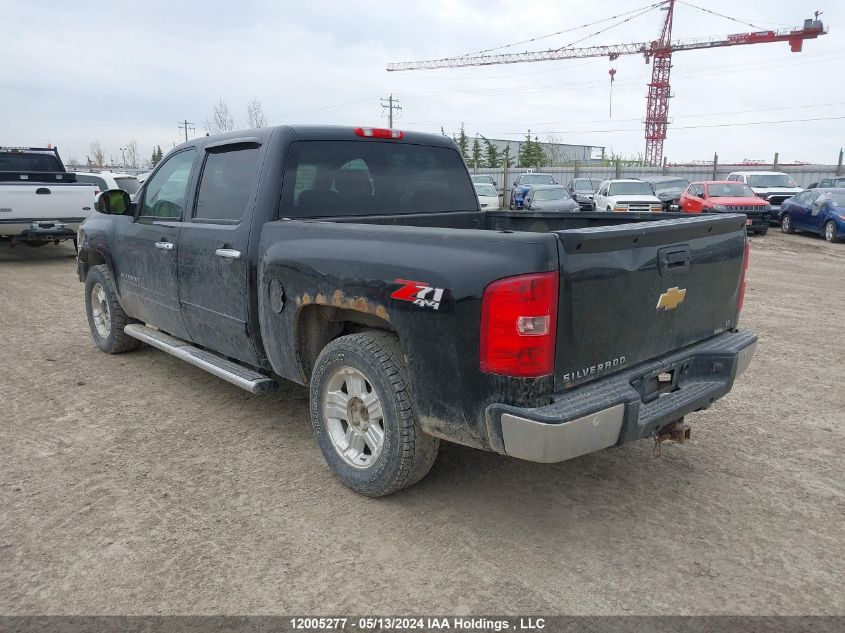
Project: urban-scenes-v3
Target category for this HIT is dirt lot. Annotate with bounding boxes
[1,230,843,616]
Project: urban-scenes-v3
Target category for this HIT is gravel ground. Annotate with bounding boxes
[0,230,843,616]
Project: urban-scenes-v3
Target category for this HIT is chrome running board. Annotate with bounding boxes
[124,324,278,394]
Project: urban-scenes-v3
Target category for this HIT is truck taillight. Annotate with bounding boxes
[480,272,558,377]
[738,241,750,313]
[354,127,403,139]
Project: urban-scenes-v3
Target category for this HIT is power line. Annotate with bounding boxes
[178,119,195,142]
[488,114,845,136]
[380,94,402,128]
[401,101,845,129]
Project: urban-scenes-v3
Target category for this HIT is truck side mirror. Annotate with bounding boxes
[95,189,132,215]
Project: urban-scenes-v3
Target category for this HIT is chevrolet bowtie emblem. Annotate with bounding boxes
[656,287,687,311]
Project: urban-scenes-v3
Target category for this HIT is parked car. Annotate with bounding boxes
[522,185,579,212]
[566,177,599,210]
[509,172,556,209]
[780,188,845,243]
[680,181,771,235]
[77,125,756,497]
[642,176,690,212]
[726,171,803,224]
[0,146,96,247]
[474,182,500,210]
[136,171,152,184]
[592,179,663,213]
[471,174,496,188]
[807,176,845,189]
[73,171,142,199]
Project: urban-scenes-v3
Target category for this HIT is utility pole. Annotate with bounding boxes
[178,119,195,142]
[380,94,402,128]
[119,147,126,167]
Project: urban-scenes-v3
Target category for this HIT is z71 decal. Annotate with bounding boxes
[391,279,445,311]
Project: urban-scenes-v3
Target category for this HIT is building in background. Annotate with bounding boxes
[485,138,605,165]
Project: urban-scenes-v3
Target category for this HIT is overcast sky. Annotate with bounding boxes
[2,0,843,166]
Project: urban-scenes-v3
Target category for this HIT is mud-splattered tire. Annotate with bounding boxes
[781,214,794,234]
[84,265,140,354]
[310,331,439,497]
[824,220,840,243]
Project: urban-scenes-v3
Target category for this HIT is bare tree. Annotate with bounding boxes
[246,98,267,128]
[543,134,573,167]
[206,99,234,134]
[88,141,105,167]
[125,140,139,169]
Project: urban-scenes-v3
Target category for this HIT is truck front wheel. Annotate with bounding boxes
[310,331,439,497]
[84,265,140,354]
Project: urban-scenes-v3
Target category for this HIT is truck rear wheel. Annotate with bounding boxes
[309,331,439,497]
[84,265,140,354]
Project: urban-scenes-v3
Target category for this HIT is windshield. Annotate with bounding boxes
[533,188,570,201]
[520,174,554,185]
[654,179,688,190]
[707,183,756,198]
[608,181,653,196]
[572,178,597,192]
[475,184,497,197]
[471,175,494,184]
[114,176,140,194]
[747,174,797,188]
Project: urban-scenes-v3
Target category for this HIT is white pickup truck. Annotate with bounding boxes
[0,146,96,247]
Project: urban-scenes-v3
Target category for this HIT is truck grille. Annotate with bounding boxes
[625,203,652,212]
[725,205,765,213]
[767,195,791,206]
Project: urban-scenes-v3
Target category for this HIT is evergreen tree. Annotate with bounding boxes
[499,144,514,168]
[481,136,498,168]
[456,123,469,159]
[471,136,483,168]
[151,145,164,167]
[518,131,547,169]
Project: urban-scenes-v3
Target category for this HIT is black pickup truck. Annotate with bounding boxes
[77,126,757,496]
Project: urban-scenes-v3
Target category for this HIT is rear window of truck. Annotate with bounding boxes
[0,152,63,173]
[280,141,477,217]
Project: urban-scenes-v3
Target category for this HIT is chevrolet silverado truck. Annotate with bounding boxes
[77,126,757,497]
[0,146,96,247]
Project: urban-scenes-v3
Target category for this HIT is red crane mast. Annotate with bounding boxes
[386,1,827,165]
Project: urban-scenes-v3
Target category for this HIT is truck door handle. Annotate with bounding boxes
[155,241,174,251]
[215,248,242,260]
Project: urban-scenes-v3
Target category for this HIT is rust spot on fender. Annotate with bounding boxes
[294,289,390,321]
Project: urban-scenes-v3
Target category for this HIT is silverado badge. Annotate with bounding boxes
[656,287,687,311]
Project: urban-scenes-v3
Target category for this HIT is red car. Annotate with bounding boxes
[679,181,772,235]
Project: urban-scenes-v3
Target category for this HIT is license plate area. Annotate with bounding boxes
[746,218,752,225]
[632,360,690,404]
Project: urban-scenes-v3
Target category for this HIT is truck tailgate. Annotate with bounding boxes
[0,183,94,222]
[553,214,748,390]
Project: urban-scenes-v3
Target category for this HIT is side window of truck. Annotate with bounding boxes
[193,147,261,222]
[140,149,196,220]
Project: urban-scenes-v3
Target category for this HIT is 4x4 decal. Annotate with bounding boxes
[391,279,445,311]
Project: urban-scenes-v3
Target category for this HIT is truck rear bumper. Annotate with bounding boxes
[0,218,82,241]
[485,329,757,463]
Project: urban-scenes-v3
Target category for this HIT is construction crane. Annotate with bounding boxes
[387,1,827,166]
